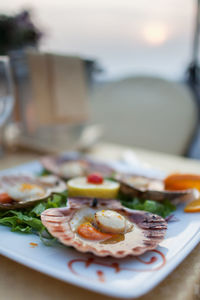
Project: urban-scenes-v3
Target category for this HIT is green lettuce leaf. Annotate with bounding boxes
[121,197,176,218]
[0,191,67,236]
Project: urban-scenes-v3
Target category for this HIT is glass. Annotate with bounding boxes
[0,56,15,156]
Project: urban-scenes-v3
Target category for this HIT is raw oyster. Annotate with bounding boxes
[116,174,195,204]
[0,175,66,210]
[41,153,114,180]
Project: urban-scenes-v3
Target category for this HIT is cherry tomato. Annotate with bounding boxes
[87,173,104,184]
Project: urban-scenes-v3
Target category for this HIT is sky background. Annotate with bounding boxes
[0,0,196,81]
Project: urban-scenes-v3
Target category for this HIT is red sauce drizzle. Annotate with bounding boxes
[96,270,105,282]
[86,258,94,267]
[135,255,157,265]
[68,249,166,283]
[111,262,120,273]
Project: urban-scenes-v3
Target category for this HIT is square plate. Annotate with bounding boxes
[0,160,200,298]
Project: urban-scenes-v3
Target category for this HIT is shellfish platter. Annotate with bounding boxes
[0,153,200,299]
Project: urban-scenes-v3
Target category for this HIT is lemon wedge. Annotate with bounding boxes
[67,177,119,198]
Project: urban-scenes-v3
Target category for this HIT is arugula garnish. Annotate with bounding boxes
[121,197,176,218]
[0,192,67,238]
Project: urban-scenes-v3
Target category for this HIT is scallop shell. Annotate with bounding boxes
[41,153,114,180]
[0,175,66,210]
[116,174,196,204]
[41,197,167,258]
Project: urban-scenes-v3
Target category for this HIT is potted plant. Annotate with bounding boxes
[0,10,42,55]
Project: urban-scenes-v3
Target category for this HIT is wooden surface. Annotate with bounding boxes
[0,143,200,300]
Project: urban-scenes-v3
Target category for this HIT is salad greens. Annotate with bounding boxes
[121,197,176,218]
[0,191,67,237]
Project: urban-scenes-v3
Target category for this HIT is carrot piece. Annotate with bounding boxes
[0,193,12,204]
[164,173,200,191]
[77,222,114,241]
[184,199,200,213]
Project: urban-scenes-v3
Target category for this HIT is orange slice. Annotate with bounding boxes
[164,173,200,191]
[184,199,200,213]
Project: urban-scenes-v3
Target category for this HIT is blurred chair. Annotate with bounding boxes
[90,76,198,156]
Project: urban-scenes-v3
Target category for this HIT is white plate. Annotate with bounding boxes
[0,160,200,298]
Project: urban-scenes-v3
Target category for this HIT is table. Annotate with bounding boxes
[0,143,200,300]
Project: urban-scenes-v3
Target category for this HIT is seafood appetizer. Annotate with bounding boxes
[1,152,200,261]
[41,153,114,180]
[0,175,66,210]
[116,174,196,204]
[41,173,167,257]
[41,197,167,258]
